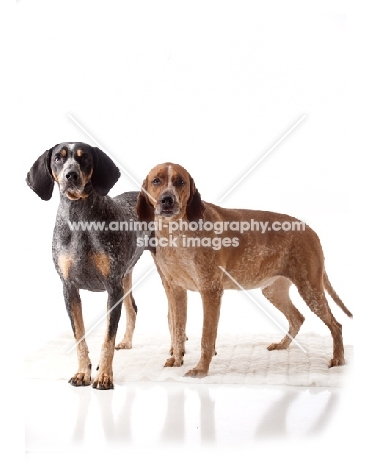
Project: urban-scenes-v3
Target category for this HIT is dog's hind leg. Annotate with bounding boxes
[295,276,345,367]
[115,270,137,350]
[262,277,305,351]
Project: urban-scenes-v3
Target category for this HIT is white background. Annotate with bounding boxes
[18,3,355,347]
[8,0,366,464]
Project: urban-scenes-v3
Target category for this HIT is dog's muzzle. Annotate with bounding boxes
[62,163,82,189]
[157,191,179,217]
[59,163,85,199]
[65,169,79,184]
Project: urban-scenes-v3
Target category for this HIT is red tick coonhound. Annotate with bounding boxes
[135,162,352,377]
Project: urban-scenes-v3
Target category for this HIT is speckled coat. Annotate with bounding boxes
[26,142,147,389]
[136,162,352,378]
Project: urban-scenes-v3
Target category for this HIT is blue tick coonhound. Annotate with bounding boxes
[26,142,147,389]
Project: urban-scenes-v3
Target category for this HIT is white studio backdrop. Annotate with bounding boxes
[16,3,357,361]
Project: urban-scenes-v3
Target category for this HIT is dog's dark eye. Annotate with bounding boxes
[152,178,161,185]
[175,178,185,186]
[54,155,61,162]
[80,153,91,162]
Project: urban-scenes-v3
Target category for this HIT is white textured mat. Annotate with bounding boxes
[24,332,353,387]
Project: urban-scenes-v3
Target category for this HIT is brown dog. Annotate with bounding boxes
[136,162,352,377]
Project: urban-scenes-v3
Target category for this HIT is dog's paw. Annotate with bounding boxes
[267,342,288,351]
[184,368,208,378]
[115,339,132,350]
[92,372,114,390]
[169,336,188,354]
[68,372,91,387]
[328,357,345,367]
[164,357,184,367]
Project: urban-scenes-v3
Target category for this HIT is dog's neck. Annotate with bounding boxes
[57,189,107,220]
[153,215,188,236]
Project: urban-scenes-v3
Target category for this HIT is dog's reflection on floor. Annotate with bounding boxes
[67,383,339,447]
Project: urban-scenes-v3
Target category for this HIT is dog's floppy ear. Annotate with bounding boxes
[91,147,121,196]
[186,175,205,222]
[136,178,155,223]
[26,147,55,200]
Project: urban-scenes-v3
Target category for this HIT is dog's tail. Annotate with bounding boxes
[323,271,353,317]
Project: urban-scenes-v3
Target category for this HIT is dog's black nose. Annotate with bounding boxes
[161,194,174,207]
[65,171,79,182]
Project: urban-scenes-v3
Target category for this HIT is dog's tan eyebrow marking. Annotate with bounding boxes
[60,149,67,157]
[76,149,83,157]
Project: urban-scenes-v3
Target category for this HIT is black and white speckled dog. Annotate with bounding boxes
[26,142,147,389]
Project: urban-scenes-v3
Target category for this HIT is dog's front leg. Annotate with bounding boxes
[93,281,123,390]
[63,284,92,386]
[164,285,187,368]
[185,286,223,377]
